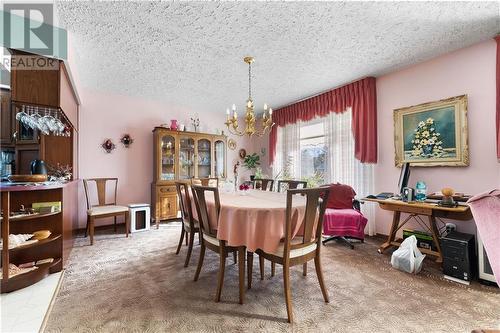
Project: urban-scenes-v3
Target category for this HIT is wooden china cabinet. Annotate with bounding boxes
[152,127,227,222]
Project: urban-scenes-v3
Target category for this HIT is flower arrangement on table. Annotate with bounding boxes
[411,117,444,158]
[239,183,250,191]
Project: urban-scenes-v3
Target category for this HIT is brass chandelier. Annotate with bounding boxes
[224,56,274,137]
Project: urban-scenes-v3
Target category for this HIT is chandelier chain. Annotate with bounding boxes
[248,61,252,100]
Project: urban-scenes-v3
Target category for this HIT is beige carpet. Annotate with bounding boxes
[44,222,500,332]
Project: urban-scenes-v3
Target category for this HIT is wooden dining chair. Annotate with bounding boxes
[254,178,274,191]
[175,182,200,267]
[191,177,219,187]
[254,187,330,323]
[277,180,308,192]
[83,178,130,245]
[191,185,246,304]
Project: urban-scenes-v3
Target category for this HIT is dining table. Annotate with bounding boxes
[191,188,308,287]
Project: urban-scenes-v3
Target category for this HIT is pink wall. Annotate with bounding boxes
[73,37,499,234]
[76,88,253,228]
[375,39,499,236]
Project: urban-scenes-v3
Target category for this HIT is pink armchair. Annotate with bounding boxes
[321,183,368,249]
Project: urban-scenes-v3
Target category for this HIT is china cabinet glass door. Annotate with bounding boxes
[197,139,212,178]
[214,140,226,178]
[179,137,195,179]
[160,135,175,181]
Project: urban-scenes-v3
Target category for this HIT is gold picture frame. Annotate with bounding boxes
[394,95,468,167]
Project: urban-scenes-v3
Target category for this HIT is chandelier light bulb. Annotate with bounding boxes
[269,108,273,115]
[232,104,236,111]
[226,108,230,115]
[263,103,268,111]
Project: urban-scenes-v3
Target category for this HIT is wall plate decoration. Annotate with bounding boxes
[394,95,468,167]
[228,139,237,150]
[239,148,247,159]
[101,139,116,153]
[120,134,134,148]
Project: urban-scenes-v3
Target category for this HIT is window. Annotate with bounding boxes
[272,109,375,235]
[299,121,326,184]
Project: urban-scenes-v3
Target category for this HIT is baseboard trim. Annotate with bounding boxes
[39,269,65,333]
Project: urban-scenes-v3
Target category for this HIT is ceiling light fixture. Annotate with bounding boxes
[224,57,274,137]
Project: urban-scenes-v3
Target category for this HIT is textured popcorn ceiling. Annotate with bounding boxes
[55,1,499,113]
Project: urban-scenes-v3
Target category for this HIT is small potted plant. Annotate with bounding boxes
[243,153,260,181]
[254,167,264,179]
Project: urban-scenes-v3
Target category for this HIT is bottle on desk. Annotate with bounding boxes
[415,181,427,201]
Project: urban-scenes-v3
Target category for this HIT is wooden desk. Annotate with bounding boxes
[364,198,472,263]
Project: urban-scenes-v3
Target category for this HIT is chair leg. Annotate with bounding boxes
[259,256,264,280]
[114,216,117,232]
[215,246,226,302]
[233,252,237,264]
[185,233,188,246]
[247,252,253,289]
[314,256,329,303]
[156,218,159,229]
[89,218,95,246]
[323,236,354,249]
[271,262,275,277]
[238,247,245,305]
[184,230,195,267]
[194,242,205,281]
[303,263,307,276]
[283,262,293,323]
[176,228,185,255]
[85,215,90,237]
[125,212,130,238]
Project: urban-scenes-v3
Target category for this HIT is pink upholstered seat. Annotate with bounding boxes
[323,208,367,240]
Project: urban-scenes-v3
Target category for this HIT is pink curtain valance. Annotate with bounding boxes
[269,77,377,164]
[495,36,500,160]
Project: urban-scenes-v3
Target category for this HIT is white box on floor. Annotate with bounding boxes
[128,204,151,233]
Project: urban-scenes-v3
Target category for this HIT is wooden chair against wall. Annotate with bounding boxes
[254,178,274,191]
[175,182,200,267]
[277,180,308,192]
[191,185,246,304]
[83,178,130,245]
[254,187,330,323]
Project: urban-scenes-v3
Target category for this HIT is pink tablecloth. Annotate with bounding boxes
[192,190,307,253]
[323,208,367,239]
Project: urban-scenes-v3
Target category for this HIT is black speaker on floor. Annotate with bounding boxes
[441,231,476,284]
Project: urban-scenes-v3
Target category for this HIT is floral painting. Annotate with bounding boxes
[394,95,468,167]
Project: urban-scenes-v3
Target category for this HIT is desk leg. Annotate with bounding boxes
[378,211,401,254]
[428,216,443,263]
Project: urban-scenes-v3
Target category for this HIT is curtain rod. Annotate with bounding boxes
[276,76,374,110]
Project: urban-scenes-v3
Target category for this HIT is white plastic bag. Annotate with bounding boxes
[391,235,426,274]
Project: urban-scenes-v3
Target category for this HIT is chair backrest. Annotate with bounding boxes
[321,183,357,210]
[83,178,118,210]
[175,182,196,228]
[191,177,219,187]
[283,187,330,257]
[255,178,274,191]
[191,185,220,238]
[277,180,308,192]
